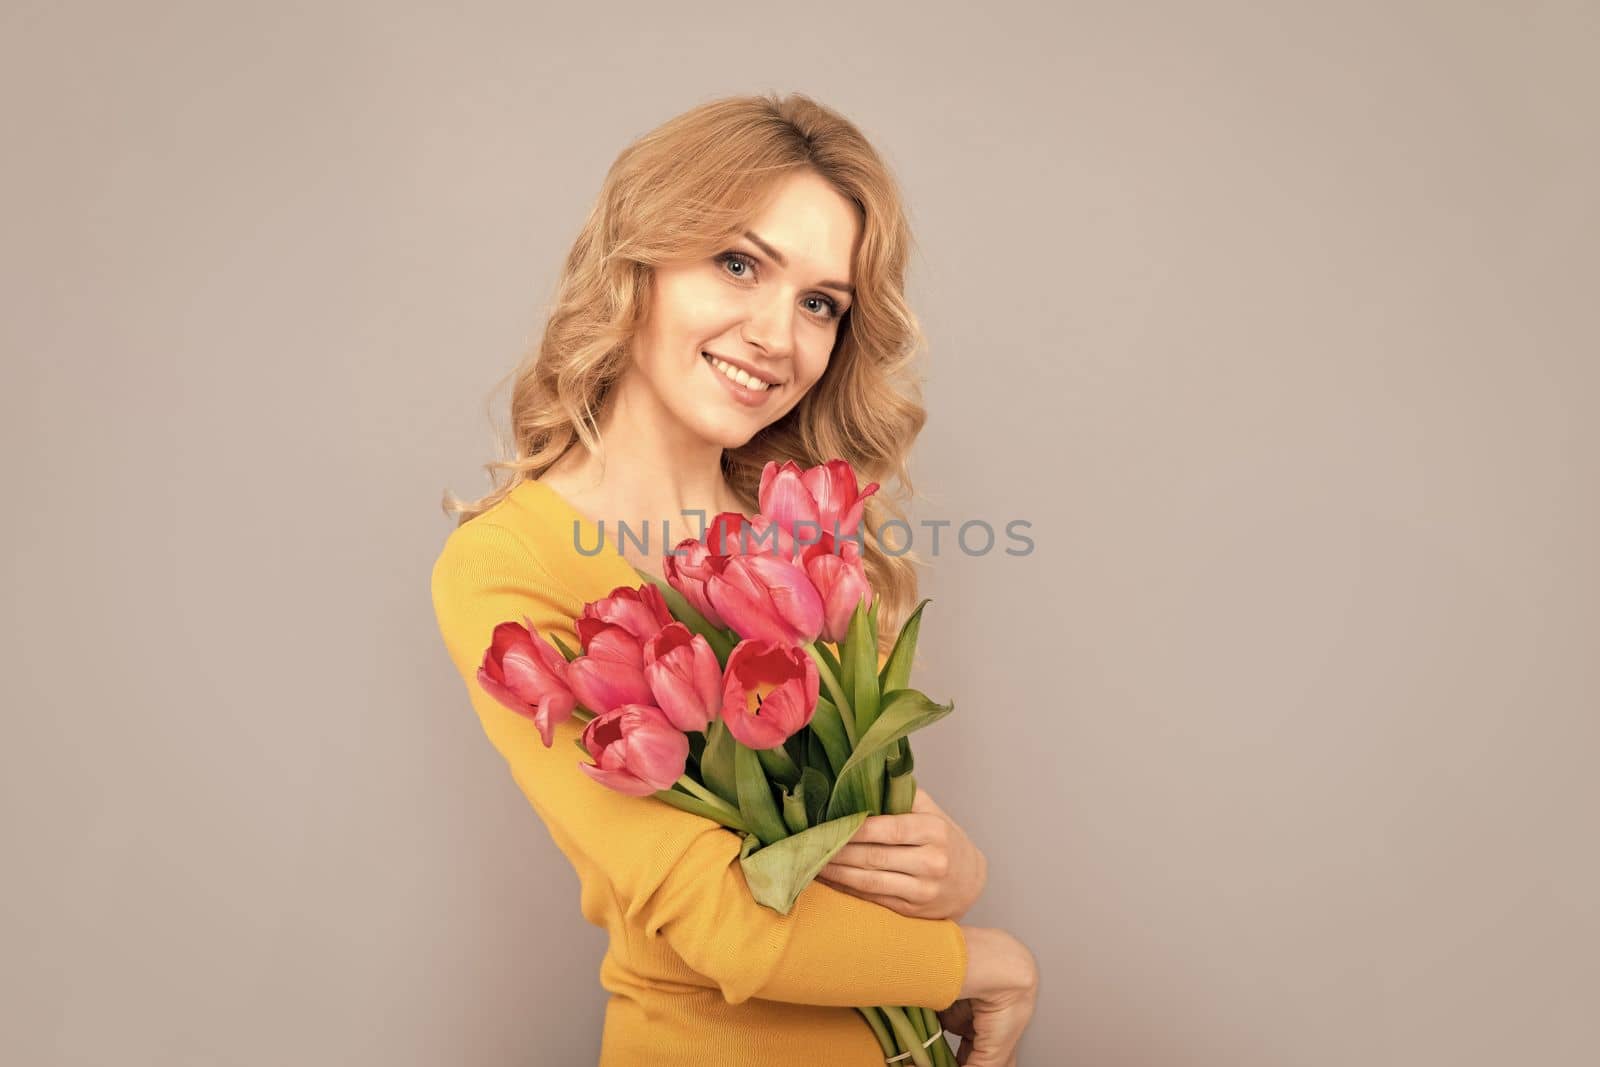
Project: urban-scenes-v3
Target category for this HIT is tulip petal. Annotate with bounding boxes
[578,760,660,796]
[583,625,646,668]
[577,704,689,795]
[532,690,576,748]
[719,641,818,750]
[706,562,794,646]
[477,665,531,717]
[741,555,824,644]
[759,461,821,541]
[567,656,654,715]
[664,538,730,628]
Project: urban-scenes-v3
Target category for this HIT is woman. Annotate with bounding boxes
[431,92,1038,1066]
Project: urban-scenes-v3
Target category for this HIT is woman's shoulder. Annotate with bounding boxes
[441,480,562,558]
[438,478,633,601]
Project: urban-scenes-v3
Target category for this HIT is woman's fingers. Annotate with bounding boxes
[827,840,943,875]
[851,811,947,846]
[816,861,933,903]
[934,998,1024,1062]
[962,986,1037,1067]
[814,873,925,917]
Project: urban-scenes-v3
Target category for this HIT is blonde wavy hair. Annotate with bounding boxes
[442,91,932,651]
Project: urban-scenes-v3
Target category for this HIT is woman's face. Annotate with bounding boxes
[629,168,861,448]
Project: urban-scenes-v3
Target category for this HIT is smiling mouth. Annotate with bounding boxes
[702,352,783,393]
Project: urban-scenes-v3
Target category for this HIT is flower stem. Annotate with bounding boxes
[675,773,739,818]
[880,1005,935,1067]
[804,642,857,746]
[920,1008,957,1066]
[855,1006,896,1057]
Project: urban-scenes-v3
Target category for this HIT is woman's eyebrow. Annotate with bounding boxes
[743,230,855,295]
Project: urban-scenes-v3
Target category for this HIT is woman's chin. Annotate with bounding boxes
[673,392,787,450]
[693,417,764,450]
[711,426,762,450]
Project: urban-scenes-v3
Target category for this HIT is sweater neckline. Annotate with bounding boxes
[511,477,653,592]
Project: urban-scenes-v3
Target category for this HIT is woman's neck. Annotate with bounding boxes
[538,374,750,563]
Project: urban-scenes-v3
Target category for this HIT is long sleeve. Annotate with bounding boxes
[429,517,967,1010]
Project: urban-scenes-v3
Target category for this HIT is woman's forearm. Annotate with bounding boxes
[957,925,1039,999]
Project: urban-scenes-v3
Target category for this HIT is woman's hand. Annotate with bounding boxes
[815,787,988,921]
[942,926,1040,1067]
[939,984,1038,1067]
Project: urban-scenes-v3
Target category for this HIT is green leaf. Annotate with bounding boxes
[846,600,880,736]
[826,689,954,821]
[781,780,809,834]
[736,811,868,914]
[783,728,807,772]
[806,695,851,778]
[885,767,917,815]
[631,567,735,663]
[879,597,929,694]
[814,640,842,682]
[837,632,855,727]
[884,736,917,814]
[799,766,831,827]
[885,735,914,777]
[699,719,739,807]
[804,644,857,747]
[653,786,750,832]
[804,727,833,785]
[549,633,580,662]
[756,740,801,788]
[734,741,789,846]
[845,600,883,813]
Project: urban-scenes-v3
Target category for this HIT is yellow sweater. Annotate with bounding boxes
[430,478,966,1066]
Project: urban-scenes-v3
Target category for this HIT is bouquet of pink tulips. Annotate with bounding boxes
[476,459,959,1067]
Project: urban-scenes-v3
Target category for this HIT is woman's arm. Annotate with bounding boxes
[430,518,968,1010]
[816,787,989,921]
[943,927,1040,1066]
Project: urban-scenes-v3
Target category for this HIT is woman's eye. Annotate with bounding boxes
[718,252,756,278]
[718,252,844,322]
[803,296,841,321]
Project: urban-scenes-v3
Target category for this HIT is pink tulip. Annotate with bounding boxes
[574,615,645,661]
[703,511,757,557]
[712,510,807,562]
[744,512,801,560]
[720,640,820,750]
[567,622,654,715]
[759,459,880,542]
[476,617,578,748]
[578,703,690,796]
[579,584,674,646]
[706,552,824,647]
[642,623,724,732]
[663,537,730,629]
[802,537,874,645]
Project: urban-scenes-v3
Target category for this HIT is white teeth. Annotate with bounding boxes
[704,353,775,392]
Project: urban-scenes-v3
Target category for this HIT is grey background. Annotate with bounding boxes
[3,2,1597,1064]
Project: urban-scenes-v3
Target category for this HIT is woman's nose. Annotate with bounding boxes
[741,291,796,358]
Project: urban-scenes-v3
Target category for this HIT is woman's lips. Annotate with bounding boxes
[703,352,780,408]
